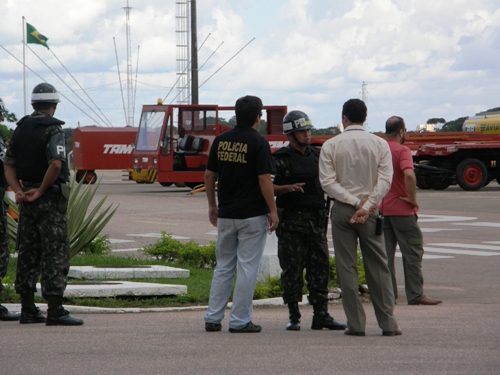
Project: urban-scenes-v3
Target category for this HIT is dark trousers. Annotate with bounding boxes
[277,226,330,305]
[331,201,398,332]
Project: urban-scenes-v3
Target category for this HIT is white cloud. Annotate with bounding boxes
[0,0,499,131]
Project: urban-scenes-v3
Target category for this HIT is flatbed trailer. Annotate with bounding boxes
[403,132,500,191]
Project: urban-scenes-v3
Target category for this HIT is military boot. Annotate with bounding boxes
[19,293,46,324]
[286,302,301,331]
[311,302,347,330]
[46,295,84,326]
[0,304,21,321]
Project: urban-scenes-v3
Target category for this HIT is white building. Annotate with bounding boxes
[416,123,435,132]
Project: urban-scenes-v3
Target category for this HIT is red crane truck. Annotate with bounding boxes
[130,103,294,188]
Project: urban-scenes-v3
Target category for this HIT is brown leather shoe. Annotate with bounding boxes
[412,297,442,305]
[382,328,402,336]
[344,328,365,336]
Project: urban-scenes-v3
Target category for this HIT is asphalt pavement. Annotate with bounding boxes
[1,171,500,375]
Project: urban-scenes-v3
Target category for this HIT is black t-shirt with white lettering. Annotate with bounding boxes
[206,125,276,219]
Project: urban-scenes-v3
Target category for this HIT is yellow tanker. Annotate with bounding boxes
[462,112,500,134]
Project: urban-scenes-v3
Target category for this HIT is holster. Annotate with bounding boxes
[57,183,70,214]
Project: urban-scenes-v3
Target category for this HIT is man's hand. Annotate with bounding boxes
[400,196,419,211]
[14,190,26,204]
[350,207,369,225]
[24,188,44,202]
[268,211,279,233]
[208,206,218,227]
[287,183,305,193]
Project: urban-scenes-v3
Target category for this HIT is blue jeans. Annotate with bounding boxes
[204,215,268,329]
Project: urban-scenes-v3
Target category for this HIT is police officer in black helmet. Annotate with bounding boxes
[0,98,21,321]
[4,83,83,326]
[273,110,347,331]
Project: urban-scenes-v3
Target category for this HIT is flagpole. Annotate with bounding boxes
[22,16,26,115]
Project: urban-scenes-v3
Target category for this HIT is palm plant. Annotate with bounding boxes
[4,174,118,258]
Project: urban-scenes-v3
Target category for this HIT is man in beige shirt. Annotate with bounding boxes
[319,98,401,336]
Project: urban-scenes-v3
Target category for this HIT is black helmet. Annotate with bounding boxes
[283,110,313,134]
[31,83,60,104]
[0,98,7,114]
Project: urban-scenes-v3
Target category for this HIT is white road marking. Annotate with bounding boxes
[427,243,500,251]
[126,233,190,240]
[420,228,461,233]
[328,248,452,259]
[424,246,500,257]
[396,253,452,259]
[452,222,500,228]
[417,214,477,223]
[109,239,135,244]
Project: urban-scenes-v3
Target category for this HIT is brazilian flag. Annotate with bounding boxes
[26,23,49,49]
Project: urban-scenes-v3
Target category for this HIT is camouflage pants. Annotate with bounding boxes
[277,224,330,305]
[15,194,70,297]
[0,203,10,293]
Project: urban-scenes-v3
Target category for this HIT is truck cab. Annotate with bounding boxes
[131,103,288,188]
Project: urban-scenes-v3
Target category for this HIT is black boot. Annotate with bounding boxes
[0,304,21,321]
[286,302,301,331]
[19,293,46,324]
[311,302,347,330]
[46,295,84,326]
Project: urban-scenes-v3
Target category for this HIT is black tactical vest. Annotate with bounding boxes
[274,146,325,210]
[12,112,70,184]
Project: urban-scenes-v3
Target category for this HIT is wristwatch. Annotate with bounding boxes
[355,199,361,209]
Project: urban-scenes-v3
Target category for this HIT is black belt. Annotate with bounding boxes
[282,210,323,220]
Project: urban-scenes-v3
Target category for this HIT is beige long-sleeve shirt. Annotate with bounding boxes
[319,125,393,212]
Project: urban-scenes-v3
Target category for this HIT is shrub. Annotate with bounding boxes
[80,234,112,256]
[142,232,184,261]
[0,276,17,302]
[142,233,216,268]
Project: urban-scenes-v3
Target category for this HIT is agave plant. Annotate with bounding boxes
[4,173,118,258]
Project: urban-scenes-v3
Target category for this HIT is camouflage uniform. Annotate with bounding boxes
[274,145,330,305]
[277,208,329,305]
[15,184,69,296]
[4,112,70,298]
[0,136,9,292]
[0,192,9,293]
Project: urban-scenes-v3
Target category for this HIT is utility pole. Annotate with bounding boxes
[191,0,199,104]
[124,1,134,126]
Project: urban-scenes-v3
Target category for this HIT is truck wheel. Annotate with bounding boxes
[160,182,173,187]
[84,171,97,184]
[415,169,430,190]
[456,158,488,191]
[185,182,203,189]
[427,178,452,190]
[75,170,85,183]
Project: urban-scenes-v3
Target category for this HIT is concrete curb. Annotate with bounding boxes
[2,296,342,314]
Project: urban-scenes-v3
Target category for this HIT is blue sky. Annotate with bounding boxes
[1,0,500,132]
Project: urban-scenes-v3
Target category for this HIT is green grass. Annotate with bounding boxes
[2,250,364,308]
[2,255,214,308]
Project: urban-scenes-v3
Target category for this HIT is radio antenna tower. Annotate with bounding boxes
[123,1,134,126]
[361,81,368,103]
[176,0,191,104]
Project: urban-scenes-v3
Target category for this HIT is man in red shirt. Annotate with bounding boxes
[379,116,442,305]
